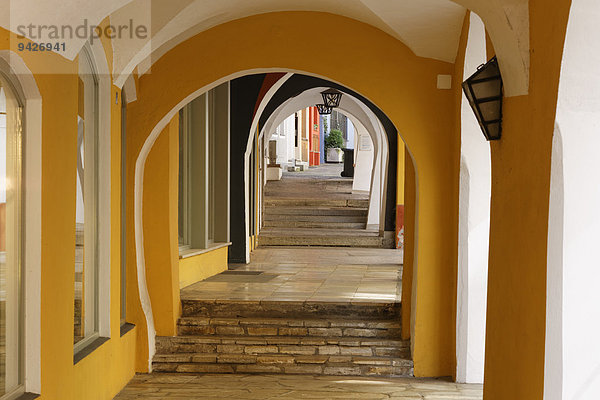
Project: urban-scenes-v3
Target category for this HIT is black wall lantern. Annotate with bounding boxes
[316,104,333,115]
[462,56,504,141]
[320,88,343,108]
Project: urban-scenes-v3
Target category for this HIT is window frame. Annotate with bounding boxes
[178,107,192,251]
[74,45,101,355]
[178,87,230,255]
[208,90,217,245]
[120,90,127,326]
[0,70,26,400]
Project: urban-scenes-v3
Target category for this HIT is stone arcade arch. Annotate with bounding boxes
[125,12,459,375]
[254,74,402,239]
[255,87,390,236]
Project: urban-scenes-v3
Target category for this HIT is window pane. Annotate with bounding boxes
[178,110,185,245]
[75,49,99,349]
[74,104,84,343]
[0,77,23,395]
[208,93,215,244]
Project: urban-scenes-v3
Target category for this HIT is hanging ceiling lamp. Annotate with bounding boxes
[320,88,343,108]
[316,104,333,115]
[462,56,504,141]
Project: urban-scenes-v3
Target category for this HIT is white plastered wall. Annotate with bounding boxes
[545,1,600,398]
[367,117,387,231]
[456,12,490,384]
[270,114,295,167]
[351,119,373,194]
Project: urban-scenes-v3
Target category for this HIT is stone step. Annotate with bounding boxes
[264,186,353,195]
[264,182,353,194]
[263,220,366,229]
[75,247,84,264]
[263,207,368,216]
[180,300,401,320]
[259,227,379,236]
[264,198,368,208]
[156,336,409,358]
[153,352,413,377]
[257,234,385,248]
[266,178,352,186]
[75,225,84,246]
[263,214,366,223]
[175,317,402,338]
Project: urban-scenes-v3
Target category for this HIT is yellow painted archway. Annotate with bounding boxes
[126,11,461,377]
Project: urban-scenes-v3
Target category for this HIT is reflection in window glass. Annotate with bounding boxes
[178,108,189,248]
[0,75,24,396]
[74,49,99,350]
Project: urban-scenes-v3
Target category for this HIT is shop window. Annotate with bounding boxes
[0,69,25,399]
[74,46,100,353]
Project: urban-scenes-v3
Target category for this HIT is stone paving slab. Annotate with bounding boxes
[181,248,402,303]
[113,373,483,399]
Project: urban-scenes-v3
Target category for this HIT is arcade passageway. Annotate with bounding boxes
[0,1,598,399]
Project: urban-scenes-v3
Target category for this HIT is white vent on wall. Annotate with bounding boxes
[437,74,452,90]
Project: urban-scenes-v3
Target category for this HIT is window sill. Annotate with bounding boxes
[179,242,231,259]
[15,394,40,400]
[73,336,109,365]
[120,322,135,337]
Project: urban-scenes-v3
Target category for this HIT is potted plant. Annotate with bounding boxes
[325,129,344,163]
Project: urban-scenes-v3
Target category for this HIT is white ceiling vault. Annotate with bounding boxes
[0,0,529,95]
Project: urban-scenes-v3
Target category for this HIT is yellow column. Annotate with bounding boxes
[401,148,415,341]
[143,115,180,336]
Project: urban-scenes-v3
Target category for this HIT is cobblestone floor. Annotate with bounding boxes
[114,373,483,399]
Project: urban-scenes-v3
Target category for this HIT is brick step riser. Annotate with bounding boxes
[152,360,413,377]
[176,325,402,339]
[156,340,409,358]
[265,180,353,186]
[257,236,384,248]
[264,190,355,197]
[263,220,366,229]
[181,301,401,320]
[264,187,355,194]
[265,182,353,188]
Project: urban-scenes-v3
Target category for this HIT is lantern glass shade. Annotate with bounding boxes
[320,88,343,108]
[316,104,333,115]
[462,56,504,141]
